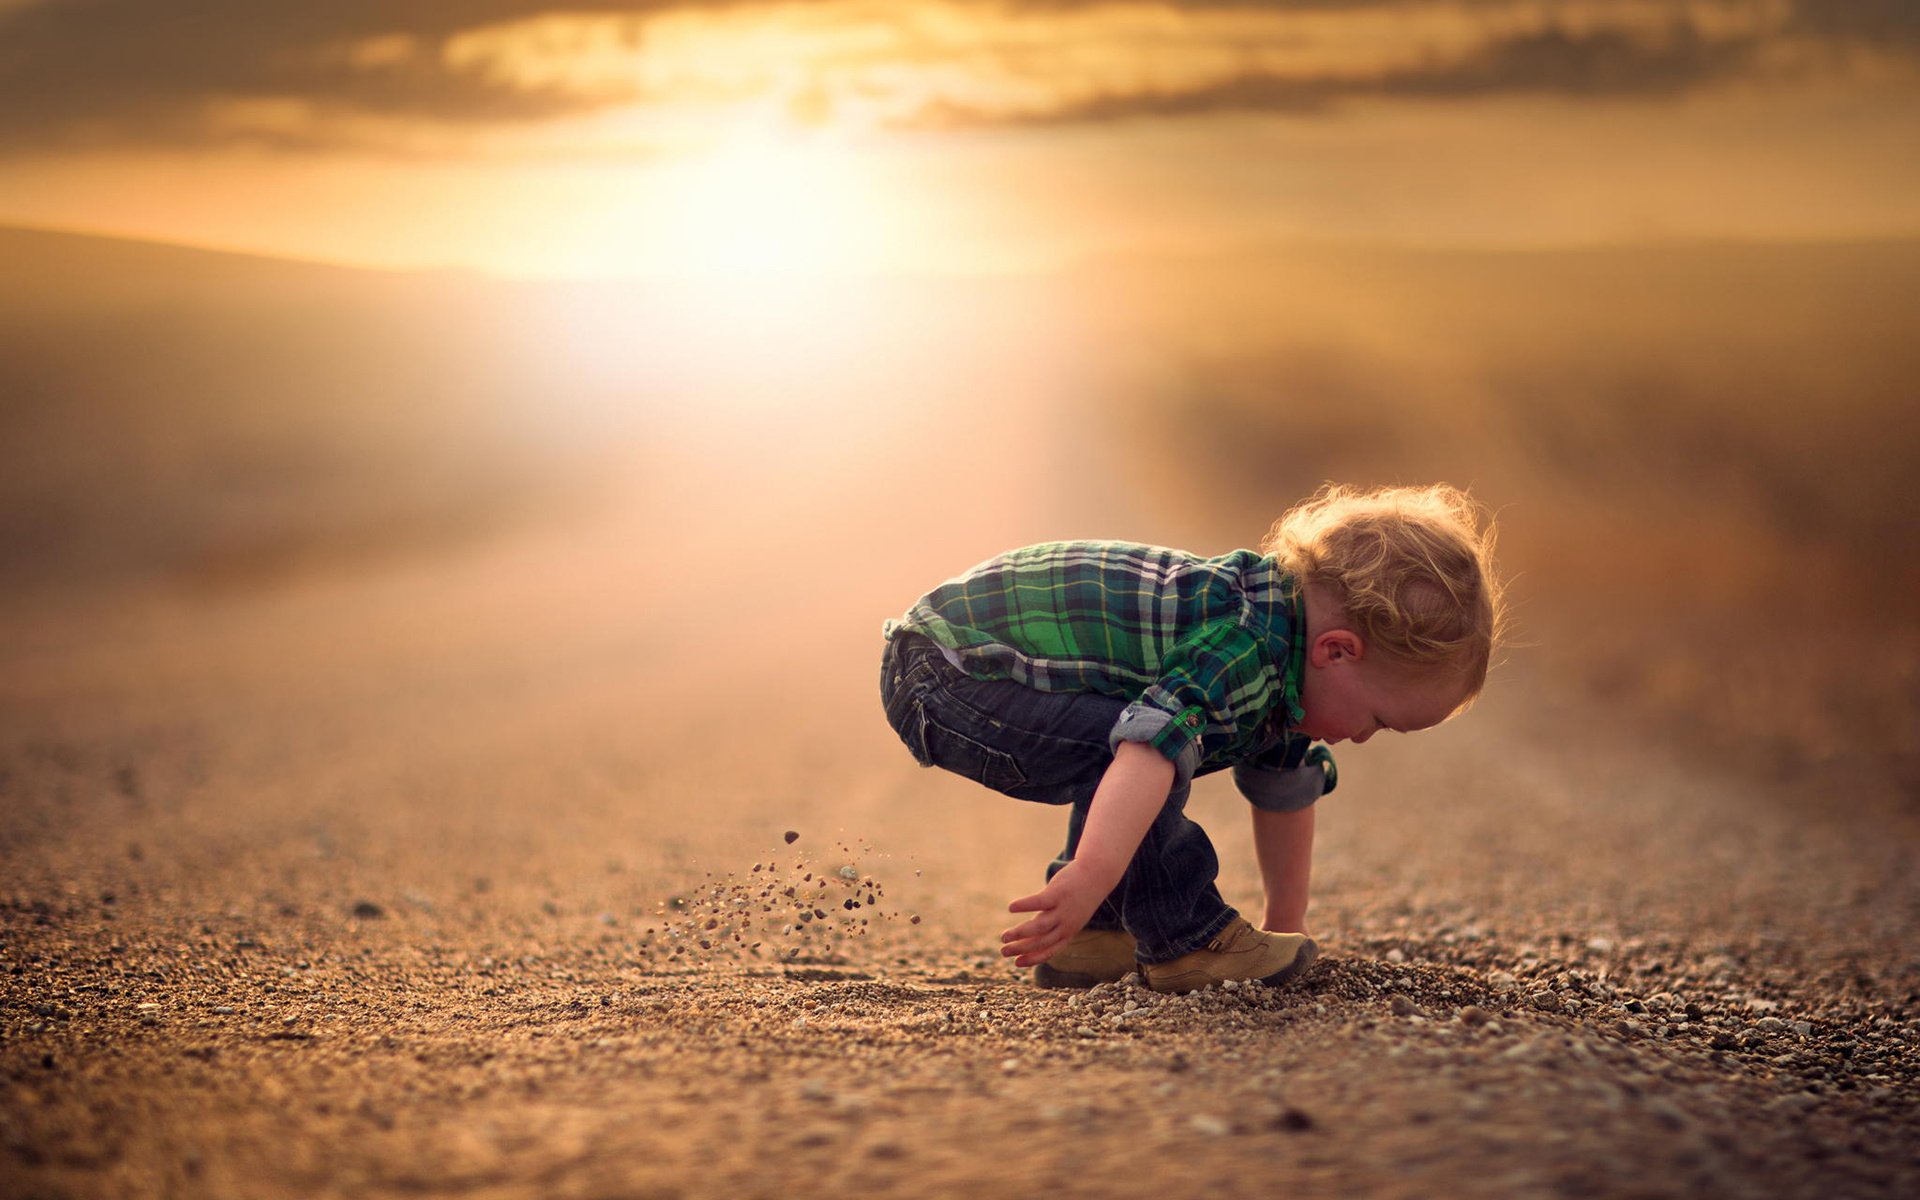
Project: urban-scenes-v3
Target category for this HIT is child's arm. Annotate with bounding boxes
[999,741,1174,967]
[1251,804,1315,934]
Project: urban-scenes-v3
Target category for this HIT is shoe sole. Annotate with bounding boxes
[1033,962,1135,989]
[1254,937,1319,989]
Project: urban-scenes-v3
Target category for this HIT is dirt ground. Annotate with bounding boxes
[2,479,1916,1200]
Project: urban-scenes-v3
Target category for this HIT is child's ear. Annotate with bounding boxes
[1311,629,1365,667]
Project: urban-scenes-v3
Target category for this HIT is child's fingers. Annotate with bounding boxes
[1007,890,1053,913]
[999,911,1056,944]
[1009,932,1069,967]
[1000,918,1073,963]
[1001,930,1064,965]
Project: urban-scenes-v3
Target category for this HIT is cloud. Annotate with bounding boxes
[896,22,1769,130]
[1786,0,1920,45]
[0,1,668,151]
[0,1,1910,155]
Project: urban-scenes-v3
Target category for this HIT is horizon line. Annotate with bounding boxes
[7,219,1920,285]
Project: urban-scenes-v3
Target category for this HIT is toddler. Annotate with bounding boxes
[879,483,1504,994]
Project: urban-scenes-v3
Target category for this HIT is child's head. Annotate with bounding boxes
[1263,483,1506,743]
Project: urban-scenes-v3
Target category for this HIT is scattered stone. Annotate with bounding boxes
[784,831,800,844]
[1390,994,1420,1017]
[351,901,386,919]
[1189,1114,1232,1137]
[1458,1005,1492,1027]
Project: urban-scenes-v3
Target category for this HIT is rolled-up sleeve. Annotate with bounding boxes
[1108,621,1269,788]
[1233,735,1338,813]
[1107,706,1204,787]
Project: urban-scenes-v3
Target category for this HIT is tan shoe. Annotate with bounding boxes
[1033,928,1138,989]
[1140,917,1318,995]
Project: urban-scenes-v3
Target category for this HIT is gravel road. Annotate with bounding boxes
[3,511,1915,1200]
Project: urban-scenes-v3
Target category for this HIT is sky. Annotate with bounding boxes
[1,0,1917,276]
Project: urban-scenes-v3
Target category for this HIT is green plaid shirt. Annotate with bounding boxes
[884,541,1336,804]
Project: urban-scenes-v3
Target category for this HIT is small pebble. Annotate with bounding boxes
[784,831,800,844]
[1189,1114,1232,1137]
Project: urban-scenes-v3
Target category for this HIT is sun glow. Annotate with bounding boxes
[642,132,893,282]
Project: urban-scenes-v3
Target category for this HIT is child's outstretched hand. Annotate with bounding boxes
[1000,742,1172,966]
[1001,860,1110,967]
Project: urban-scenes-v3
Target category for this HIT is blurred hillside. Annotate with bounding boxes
[0,226,1094,592]
[2,225,1914,800]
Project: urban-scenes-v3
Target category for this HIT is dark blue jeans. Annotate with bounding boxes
[879,634,1237,963]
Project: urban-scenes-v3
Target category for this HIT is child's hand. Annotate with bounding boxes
[1000,861,1110,967]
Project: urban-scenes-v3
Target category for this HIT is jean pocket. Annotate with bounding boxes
[918,709,1028,794]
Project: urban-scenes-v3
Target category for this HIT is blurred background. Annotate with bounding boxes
[2,0,1917,877]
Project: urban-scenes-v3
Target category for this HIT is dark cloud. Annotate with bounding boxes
[898,24,1766,130]
[900,2,1914,132]
[0,1,1908,154]
[1787,0,1920,45]
[0,1,685,151]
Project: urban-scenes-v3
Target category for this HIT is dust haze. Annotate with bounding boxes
[2,227,1916,1198]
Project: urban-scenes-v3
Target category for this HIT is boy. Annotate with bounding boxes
[879,484,1504,994]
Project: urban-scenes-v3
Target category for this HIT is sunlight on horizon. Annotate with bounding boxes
[548,128,907,286]
[0,1,1917,279]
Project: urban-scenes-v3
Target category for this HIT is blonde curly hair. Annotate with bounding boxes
[1263,483,1507,696]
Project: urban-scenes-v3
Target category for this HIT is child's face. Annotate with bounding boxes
[1293,634,1468,745]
